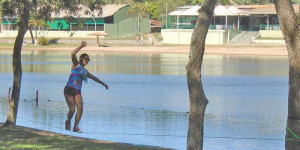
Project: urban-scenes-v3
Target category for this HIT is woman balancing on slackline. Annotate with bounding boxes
[64,41,108,133]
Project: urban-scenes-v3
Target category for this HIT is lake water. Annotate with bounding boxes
[0,50,289,150]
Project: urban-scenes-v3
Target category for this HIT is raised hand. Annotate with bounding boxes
[81,41,87,47]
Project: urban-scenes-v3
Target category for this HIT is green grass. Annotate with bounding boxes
[0,43,15,47]
[0,125,170,150]
[105,35,136,40]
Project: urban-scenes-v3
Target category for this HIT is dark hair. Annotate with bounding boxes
[79,53,89,63]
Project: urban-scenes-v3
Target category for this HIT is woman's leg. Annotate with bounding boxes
[73,94,83,129]
[64,93,75,130]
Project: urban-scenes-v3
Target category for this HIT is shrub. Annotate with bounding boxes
[38,37,48,46]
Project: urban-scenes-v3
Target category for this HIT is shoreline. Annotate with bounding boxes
[0,44,288,56]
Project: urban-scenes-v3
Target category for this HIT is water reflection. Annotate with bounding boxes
[0,50,288,76]
[203,55,288,76]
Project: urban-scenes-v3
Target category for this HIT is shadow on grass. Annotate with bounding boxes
[48,38,60,44]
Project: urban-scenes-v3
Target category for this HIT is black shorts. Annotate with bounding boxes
[64,86,81,97]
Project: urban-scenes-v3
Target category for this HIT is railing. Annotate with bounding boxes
[260,24,280,30]
[162,23,247,30]
[209,25,238,30]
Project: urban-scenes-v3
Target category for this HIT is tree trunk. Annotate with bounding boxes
[4,1,30,126]
[186,0,217,150]
[138,15,140,35]
[274,0,300,149]
[29,26,35,44]
[286,46,300,150]
[35,25,38,44]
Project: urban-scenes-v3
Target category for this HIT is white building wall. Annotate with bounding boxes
[161,29,225,45]
[259,30,283,38]
[0,30,106,38]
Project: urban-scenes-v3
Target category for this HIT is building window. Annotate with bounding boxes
[71,24,104,31]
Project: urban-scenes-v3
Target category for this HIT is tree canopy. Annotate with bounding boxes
[2,0,105,25]
[105,0,290,20]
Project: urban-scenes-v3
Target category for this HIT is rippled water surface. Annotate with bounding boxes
[0,50,288,150]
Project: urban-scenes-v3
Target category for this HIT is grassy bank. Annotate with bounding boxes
[0,125,170,150]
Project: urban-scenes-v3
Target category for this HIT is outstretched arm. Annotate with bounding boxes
[71,41,87,67]
[87,71,109,90]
